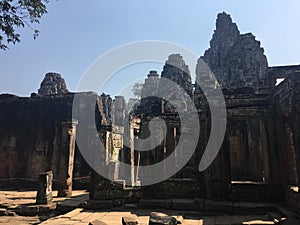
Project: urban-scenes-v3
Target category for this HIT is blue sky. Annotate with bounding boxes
[0,0,299,97]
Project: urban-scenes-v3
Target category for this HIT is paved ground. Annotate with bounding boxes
[0,190,88,225]
[39,208,276,225]
[0,190,88,208]
[0,190,293,225]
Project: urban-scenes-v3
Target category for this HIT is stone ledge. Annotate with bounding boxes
[17,202,57,216]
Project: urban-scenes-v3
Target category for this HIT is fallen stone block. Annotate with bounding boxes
[176,215,184,224]
[122,215,139,225]
[18,202,56,216]
[149,212,177,225]
[0,208,7,216]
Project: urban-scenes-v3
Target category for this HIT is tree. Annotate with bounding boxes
[131,82,143,100]
[0,0,49,50]
[127,97,139,112]
[127,83,143,112]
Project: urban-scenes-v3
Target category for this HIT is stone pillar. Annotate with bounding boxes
[130,123,135,186]
[267,117,284,199]
[36,171,53,204]
[166,126,175,154]
[57,119,78,197]
[260,119,270,183]
[292,117,300,187]
[106,125,124,181]
[284,123,298,185]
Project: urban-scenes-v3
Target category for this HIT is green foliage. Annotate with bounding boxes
[0,0,49,50]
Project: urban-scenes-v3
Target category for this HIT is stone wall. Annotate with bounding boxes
[0,73,110,181]
[272,72,300,186]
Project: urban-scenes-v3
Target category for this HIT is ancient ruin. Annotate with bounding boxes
[1,12,300,224]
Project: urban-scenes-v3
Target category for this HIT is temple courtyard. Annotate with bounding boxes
[0,188,300,225]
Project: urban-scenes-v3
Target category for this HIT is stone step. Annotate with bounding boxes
[17,202,57,216]
[172,199,199,211]
[142,178,197,199]
[232,202,277,215]
[204,200,233,215]
[230,182,275,202]
[139,199,199,211]
[139,198,277,215]
[139,199,172,209]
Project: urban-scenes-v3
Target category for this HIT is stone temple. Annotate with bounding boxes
[1,12,300,224]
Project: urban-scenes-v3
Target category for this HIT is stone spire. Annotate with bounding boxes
[38,72,69,96]
[209,12,240,53]
[161,54,193,96]
[200,12,268,91]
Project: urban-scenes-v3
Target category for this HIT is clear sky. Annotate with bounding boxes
[0,0,299,97]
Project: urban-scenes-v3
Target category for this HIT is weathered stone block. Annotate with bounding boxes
[36,171,53,204]
[149,212,177,225]
[0,208,7,216]
[122,216,139,225]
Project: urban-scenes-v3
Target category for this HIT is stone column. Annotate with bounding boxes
[284,123,298,184]
[260,119,270,183]
[106,125,124,181]
[166,126,175,154]
[130,122,135,186]
[36,171,53,204]
[57,119,78,197]
[268,117,285,186]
